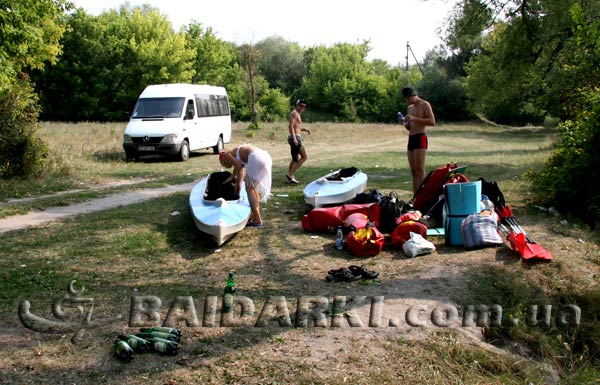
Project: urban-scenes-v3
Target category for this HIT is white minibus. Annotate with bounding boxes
[123,84,231,161]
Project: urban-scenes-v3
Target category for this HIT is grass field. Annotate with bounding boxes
[0,121,599,384]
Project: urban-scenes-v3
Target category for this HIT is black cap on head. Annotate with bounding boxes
[296,98,308,107]
[402,86,417,98]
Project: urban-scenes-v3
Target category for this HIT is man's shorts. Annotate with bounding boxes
[287,134,303,162]
[407,133,428,151]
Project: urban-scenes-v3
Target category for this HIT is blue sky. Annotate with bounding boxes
[73,0,457,66]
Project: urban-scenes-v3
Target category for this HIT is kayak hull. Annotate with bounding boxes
[303,169,368,208]
[189,175,251,245]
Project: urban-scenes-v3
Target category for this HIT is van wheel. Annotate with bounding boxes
[213,136,224,154]
[179,140,190,161]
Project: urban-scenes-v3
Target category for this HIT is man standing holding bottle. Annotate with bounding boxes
[400,86,436,193]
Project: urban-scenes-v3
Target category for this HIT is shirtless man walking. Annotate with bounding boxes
[286,99,311,184]
[401,86,436,193]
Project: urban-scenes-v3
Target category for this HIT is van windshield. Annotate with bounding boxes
[132,97,185,118]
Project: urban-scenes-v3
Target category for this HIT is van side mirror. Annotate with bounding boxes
[185,110,194,120]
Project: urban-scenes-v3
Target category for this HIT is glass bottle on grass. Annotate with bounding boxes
[114,340,135,361]
[140,326,181,338]
[136,331,179,343]
[223,272,236,313]
[118,334,151,353]
[150,337,180,355]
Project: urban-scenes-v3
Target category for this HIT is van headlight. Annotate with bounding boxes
[162,133,178,143]
[123,134,132,142]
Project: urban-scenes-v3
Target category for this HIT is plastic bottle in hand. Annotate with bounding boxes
[397,112,405,125]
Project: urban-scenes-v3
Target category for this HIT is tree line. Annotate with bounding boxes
[1,0,599,226]
[28,4,449,124]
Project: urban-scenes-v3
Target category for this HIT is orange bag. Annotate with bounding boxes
[391,220,428,248]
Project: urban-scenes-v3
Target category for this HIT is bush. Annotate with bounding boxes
[0,78,48,178]
[530,88,600,227]
[257,88,289,122]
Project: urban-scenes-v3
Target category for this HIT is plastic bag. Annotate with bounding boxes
[402,232,436,258]
[460,213,503,248]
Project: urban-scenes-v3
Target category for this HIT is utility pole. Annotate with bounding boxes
[406,41,424,76]
[406,41,410,72]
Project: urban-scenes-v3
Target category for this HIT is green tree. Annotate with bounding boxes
[531,4,600,226]
[256,87,289,122]
[440,0,492,78]
[34,5,195,121]
[255,36,305,95]
[300,41,392,122]
[183,21,245,118]
[460,0,599,124]
[0,0,68,84]
[417,65,471,121]
[0,0,69,177]
[184,21,238,86]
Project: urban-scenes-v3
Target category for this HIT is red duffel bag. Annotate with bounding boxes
[301,203,380,233]
[391,220,428,248]
[344,213,385,257]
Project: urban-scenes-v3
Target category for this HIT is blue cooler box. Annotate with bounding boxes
[443,207,467,246]
[444,181,482,246]
[444,181,482,216]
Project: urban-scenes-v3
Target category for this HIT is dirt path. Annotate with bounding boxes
[0,181,197,234]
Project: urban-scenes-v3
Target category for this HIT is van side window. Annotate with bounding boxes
[215,95,230,115]
[195,94,230,117]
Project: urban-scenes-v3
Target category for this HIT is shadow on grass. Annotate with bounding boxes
[92,150,214,164]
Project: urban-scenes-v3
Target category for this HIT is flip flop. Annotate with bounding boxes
[286,174,299,184]
[327,267,345,276]
[326,267,361,282]
[348,265,380,279]
[246,220,264,228]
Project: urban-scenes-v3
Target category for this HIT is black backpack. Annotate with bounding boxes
[353,189,382,204]
[378,192,408,233]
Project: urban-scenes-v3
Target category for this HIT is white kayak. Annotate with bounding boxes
[189,172,251,246]
[303,167,368,208]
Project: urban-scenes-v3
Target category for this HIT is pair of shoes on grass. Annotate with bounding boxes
[285,174,299,184]
[326,265,379,282]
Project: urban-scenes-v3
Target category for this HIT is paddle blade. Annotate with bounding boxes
[507,231,526,254]
[521,243,554,261]
[500,206,513,219]
[507,232,553,260]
